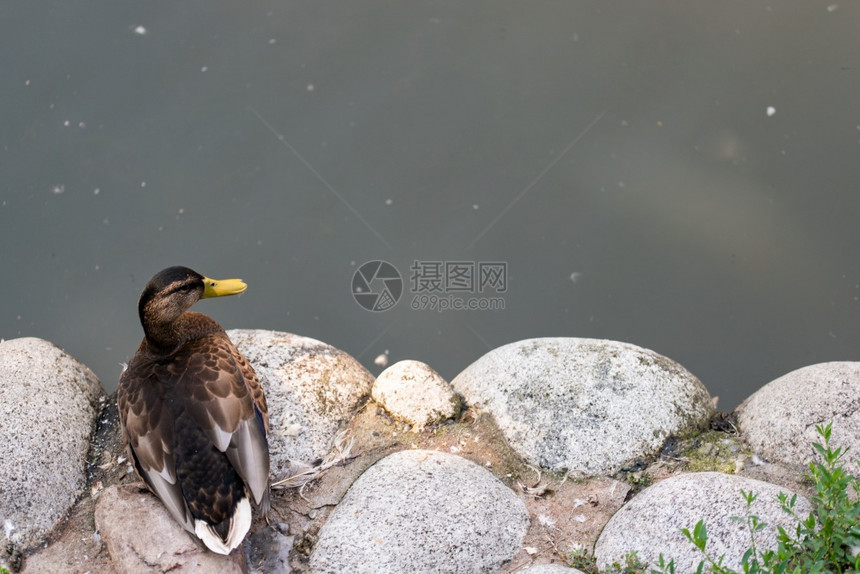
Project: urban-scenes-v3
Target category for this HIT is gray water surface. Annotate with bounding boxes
[3,1,860,410]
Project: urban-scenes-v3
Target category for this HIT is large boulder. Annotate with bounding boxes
[594,472,811,572]
[310,449,529,573]
[227,330,375,480]
[451,338,713,475]
[0,337,104,553]
[736,362,860,467]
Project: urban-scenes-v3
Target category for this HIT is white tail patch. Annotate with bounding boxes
[193,497,252,555]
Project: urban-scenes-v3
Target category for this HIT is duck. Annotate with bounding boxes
[117,266,270,555]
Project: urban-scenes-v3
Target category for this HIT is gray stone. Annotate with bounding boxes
[227,329,375,480]
[371,360,461,428]
[309,449,529,573]
[451,338,713,475]
[244,522,293,574]
[594,472,811,572]
[736,362,860,467]
[0,337,104,553]
[94,484,244,573]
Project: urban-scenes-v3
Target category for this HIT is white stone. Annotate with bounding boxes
[736,362,860,467]
[371,360,460,428]
[0,338,103,552]
[451,338,713,475]
[594,472,811,572]
[227,330,374,481]
[310,450,529,573]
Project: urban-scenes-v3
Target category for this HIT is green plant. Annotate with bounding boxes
[647,423,860,574]
[773,422,860,573]
[569,546,597,572]
[607,552,650,573]
[568,548,649,574]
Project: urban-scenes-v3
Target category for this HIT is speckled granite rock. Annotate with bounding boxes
[451,338,714,475]
[736,362,860,467]
[0,337,104,554]
[310,449,529,573]
[371,360,460,428]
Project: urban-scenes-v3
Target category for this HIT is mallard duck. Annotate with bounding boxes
[117,266,270,555]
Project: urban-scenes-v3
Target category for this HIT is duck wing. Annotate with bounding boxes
[174,333,270,510]
[118,360,196,533]
[118,333,270,531]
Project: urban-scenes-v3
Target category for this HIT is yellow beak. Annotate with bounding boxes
[201,276,248,298]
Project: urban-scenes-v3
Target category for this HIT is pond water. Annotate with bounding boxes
[3,1,859,411]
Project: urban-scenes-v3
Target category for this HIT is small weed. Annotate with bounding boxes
[568,549,650,574]
[569,546,598,572]
[607,552,650,573]
[628,471,653,489]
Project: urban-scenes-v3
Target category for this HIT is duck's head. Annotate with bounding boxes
[138,266,247,329]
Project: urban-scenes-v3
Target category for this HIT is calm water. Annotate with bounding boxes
[3,1,860,411]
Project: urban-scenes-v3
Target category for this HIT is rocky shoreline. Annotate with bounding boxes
[1,332,857,573]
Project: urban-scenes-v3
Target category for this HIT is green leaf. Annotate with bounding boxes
[816,422,832,441]
[692,520,708,551]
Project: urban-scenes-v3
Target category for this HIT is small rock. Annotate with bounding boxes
[371,360,461,428]
[451,338,713,475]
[0,338,104,553]
[227,330,374,480]
[310,450,529,573]
[94,484,244,573]
[594,472,811,572]
[736,362,860,467]
[244,522,293,574]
